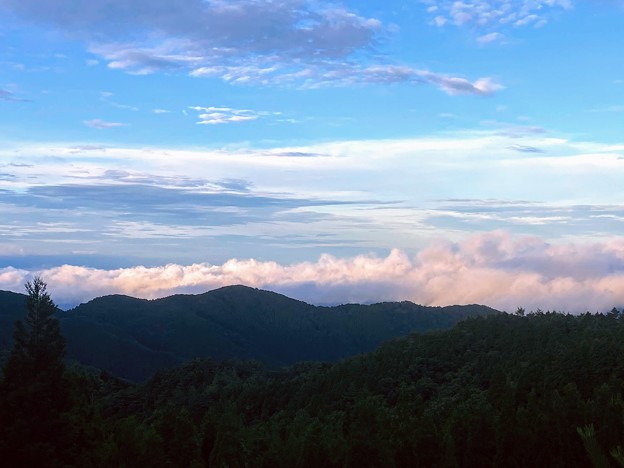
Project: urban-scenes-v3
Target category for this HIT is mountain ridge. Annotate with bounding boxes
[0,285,499,381]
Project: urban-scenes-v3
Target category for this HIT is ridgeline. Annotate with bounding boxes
[0,285,497,381]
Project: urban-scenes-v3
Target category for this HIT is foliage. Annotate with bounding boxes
[0,277,71,466]
[84,311,624,467]
[4,285,624,466]
[1,285,497,381]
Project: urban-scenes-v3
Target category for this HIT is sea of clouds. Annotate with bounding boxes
[2,231,624,313]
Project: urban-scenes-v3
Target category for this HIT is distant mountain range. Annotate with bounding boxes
[0,285,498,381]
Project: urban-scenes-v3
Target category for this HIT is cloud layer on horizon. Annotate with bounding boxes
[2,231,624,313]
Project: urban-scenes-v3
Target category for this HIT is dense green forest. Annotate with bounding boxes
[2,281,624,467]
[0,286,496,380]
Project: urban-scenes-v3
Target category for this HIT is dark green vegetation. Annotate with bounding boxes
[0,285,496,380]
[2,280,624,466]
[0,278,72,465]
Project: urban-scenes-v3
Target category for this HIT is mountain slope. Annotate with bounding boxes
[1,285,498,380]
[97,312,623,467]
[0,290,28,352]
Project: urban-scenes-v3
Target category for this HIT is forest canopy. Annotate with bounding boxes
[1,280,624,466]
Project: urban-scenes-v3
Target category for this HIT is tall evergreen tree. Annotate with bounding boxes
[0,277,70,467]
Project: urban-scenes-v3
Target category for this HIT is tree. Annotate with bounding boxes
[4,277,65,379]
[0,277,71,466]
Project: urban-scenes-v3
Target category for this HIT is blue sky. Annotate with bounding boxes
[1,0,624,310]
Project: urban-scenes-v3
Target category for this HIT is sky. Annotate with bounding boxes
[1,0,624,311]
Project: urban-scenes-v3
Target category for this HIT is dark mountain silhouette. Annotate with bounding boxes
[0,285,498,380]
[0,290,29,354]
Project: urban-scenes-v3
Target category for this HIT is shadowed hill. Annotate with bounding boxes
[0,290,28,353]
[98,312,624,467]
[1,285,498,380]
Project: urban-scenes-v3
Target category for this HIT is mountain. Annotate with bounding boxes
[0,285,498,380]
[93,311,623,467]
[0,290,28,353]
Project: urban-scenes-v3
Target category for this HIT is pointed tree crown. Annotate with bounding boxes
[4,276,65,381]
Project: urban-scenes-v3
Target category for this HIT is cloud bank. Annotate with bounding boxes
[2,232,624,313]
[1,132,623,268]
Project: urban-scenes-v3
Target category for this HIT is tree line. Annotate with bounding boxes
[2,278,624,466]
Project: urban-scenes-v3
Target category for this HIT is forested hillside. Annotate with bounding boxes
[0,286,497,380]
[83,311,624,467]
[4,306,624,467]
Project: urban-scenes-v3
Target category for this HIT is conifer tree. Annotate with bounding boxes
[0,277,70,466]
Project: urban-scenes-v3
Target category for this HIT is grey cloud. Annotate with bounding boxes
[0,0,500,94]
[425,200,624,238]
[215,179,253,192]
[335,66,502,95]
[283,64,503,95]
[2,183,364,227]
[102,46,193,75]
[96,170,252,193]
[0,254,146,271]
[1,0,378,65]
[0,181,384,272]
[426,74,502,96]
[508,144,544,153]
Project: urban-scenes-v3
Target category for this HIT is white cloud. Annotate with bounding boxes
[434,15,447,26]
[3,232,624,313]
[428,75,503,96]
[477,32,505,44]
[83,118,125,129]
[188,106,262,125]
